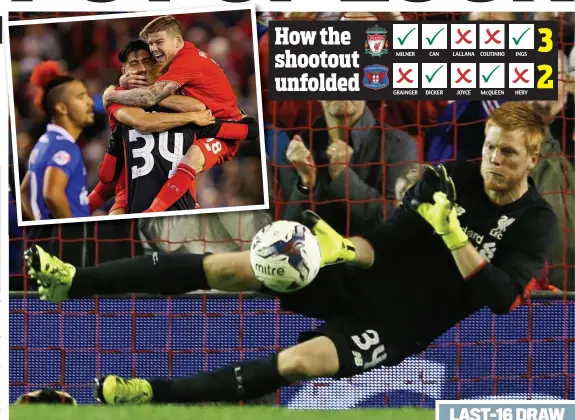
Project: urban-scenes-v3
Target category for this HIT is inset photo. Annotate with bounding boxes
[7,7,267,226]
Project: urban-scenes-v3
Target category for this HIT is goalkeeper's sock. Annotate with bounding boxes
[68,253,210,297]
[146,163,196,213]
[149,353,291,403]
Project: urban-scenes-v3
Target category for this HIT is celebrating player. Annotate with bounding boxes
[95,39,258,213]
[20,61,95,220]
[99,40,257,212]
[88,39,214,215]
[102,15,251,213]
[25,102,558,404]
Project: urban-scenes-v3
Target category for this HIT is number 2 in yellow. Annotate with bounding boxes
[537,64,553,89]
[538,28,553,52]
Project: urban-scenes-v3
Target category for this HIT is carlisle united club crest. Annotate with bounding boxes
[365,25,388,56]
[363,65,389,90]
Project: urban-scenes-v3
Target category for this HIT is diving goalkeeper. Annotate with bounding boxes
[25,102,558,405]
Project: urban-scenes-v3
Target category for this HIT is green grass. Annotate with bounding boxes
[10,405,434,420]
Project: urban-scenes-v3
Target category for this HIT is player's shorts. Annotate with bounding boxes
[195,137,240,172]
[261,264,421,379]
[297,317,419,379]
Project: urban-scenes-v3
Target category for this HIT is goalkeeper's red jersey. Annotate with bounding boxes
[157,41,243,121]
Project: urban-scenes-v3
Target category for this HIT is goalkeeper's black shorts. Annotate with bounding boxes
[262,264,421,378]
[300,316,423,378]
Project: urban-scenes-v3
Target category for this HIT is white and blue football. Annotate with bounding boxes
[250,221,321,293]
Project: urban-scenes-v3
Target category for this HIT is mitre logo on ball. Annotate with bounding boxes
[363,65,389,90]
[365,25,388,56]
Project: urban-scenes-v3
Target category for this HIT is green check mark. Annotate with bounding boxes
[425,65,444,83]
[397,27,416,45]
[426,27,445,45]
[481,65,501,83]
[512,27,531,46]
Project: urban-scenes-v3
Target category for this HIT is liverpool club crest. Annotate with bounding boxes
[363,65,389,90]
[365,25,389,56]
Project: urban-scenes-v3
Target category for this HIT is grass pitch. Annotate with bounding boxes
[10,405,434,420]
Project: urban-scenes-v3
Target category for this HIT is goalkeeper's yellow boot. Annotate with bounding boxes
[23,245,76,302]
[95,376,153,405]
[301,210,356,266]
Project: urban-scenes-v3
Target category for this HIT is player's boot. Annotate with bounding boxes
[23,245,76,302]
[94,376,153,405]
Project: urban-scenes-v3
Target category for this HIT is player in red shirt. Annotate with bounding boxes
[89,39,214,214]
[102,15,255,213]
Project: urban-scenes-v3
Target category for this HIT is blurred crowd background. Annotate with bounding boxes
[9,10,263,212]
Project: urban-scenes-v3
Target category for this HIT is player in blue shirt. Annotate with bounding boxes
[19,61,95,220]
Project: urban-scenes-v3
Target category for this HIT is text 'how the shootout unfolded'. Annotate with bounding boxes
[268,21,392,100]
[273,26,361,94]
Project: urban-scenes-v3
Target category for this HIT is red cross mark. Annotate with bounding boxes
[512,68,529,83]
[456,28,472,44]
[455,68,472,83]
[485,29,501,44]
[398,68,414,83]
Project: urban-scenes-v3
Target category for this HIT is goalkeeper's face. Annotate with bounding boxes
[480,124,537,193]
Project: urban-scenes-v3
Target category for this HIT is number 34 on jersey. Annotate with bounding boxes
[127,129,221,179]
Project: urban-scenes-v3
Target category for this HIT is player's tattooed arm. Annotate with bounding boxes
[103,81,179,108]
[115,106,214,132]
[159,95,206,113]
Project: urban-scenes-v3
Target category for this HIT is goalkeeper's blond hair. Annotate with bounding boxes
[486,102,547,155]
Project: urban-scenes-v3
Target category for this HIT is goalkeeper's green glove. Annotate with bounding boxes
[301,210,356,267]
[415,165,468,251]
[417,191,469,250]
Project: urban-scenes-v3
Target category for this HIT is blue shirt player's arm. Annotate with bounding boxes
[20,171,35,220]
[43,146,80,219]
